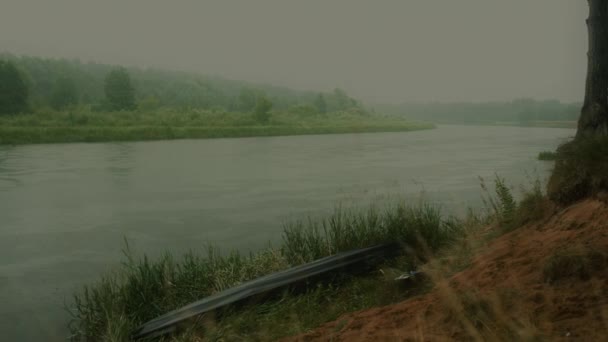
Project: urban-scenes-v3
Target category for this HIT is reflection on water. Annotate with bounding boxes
[0,125,574,340]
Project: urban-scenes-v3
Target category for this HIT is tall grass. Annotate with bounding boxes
[282,204,462,265]
[69,201,462,341]
[480,175,550,232]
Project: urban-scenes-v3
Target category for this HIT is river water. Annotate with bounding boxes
[0,125,574,340]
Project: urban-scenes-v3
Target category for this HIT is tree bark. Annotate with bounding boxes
[577,0,608,137]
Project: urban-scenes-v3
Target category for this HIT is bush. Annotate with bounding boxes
[547,136,608,204]
[253,96,273,124]
[537,151,557,161]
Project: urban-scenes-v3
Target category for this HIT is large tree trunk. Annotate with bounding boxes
[577,0,608,137]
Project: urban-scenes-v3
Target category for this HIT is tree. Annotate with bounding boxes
[104,68,135,110]
[314,93,327,114]
[254,96,273,124]
[548,1,608,203]
[0,60,28,114]
[238,87,259,112]
[577,0,608,137]
[50,76,78,110]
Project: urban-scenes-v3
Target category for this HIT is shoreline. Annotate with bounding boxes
[0,123,435,145]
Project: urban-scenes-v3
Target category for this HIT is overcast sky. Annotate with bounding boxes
[0,0,588,104]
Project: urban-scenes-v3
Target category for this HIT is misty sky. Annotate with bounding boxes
[0,0,588,104]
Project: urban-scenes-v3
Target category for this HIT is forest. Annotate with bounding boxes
[376,99,579,126]
[0,52,580,146]
[0,52,364,113]
[0,53,440,144]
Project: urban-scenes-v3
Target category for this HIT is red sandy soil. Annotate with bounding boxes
[288,199,608,341]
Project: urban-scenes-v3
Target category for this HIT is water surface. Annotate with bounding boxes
[0,125,574,340]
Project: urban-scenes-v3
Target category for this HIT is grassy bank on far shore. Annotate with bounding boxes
[429,120,577,129]
[0,108,434,145]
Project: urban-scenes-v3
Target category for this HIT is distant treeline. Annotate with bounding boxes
[375,100,580,124]
[0,52,361,114]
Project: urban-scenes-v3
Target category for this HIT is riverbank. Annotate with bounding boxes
[421,120,577,129]
[69,176,555,341]
[70,200,466,341]
[0,125,573,341]
[0,109,434,145]
[293,196,608,341]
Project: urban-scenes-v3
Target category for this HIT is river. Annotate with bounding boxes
[0,125,574,340]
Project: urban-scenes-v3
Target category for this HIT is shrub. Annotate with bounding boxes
[253,96,273,124]
[547,136,608,204]
[537,151,557,161]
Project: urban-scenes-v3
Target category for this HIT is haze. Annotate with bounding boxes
[0,0,587,103]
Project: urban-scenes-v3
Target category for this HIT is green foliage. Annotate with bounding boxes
[104,68,135,111]
[548,136,608,204]
[537,151,557,161]
[331,88,357,111]
[487,176,517,227]
[481,175,548,232]
[238,87,261,112]
[254,96,273,123]
[137,95,161,111]
[70,201,462,340]
[0,108,435,145]
[0,60,28,114]
[1,53,369,115]
[50,76,78,110]
[377,99,580,125]
[282,203,463,265]
[314,93,327,114]
[289,104,318,118]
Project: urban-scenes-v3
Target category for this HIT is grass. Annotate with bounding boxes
[68,201,463,341]
[0,108,434,145]
[480,175,550,233]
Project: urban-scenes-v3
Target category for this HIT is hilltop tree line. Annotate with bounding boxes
[0,53,361,118]
[376,99,580,124]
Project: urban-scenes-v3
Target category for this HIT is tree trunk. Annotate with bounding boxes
[577,0,608,137]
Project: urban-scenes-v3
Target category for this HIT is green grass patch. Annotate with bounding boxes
[0,108,434,145]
